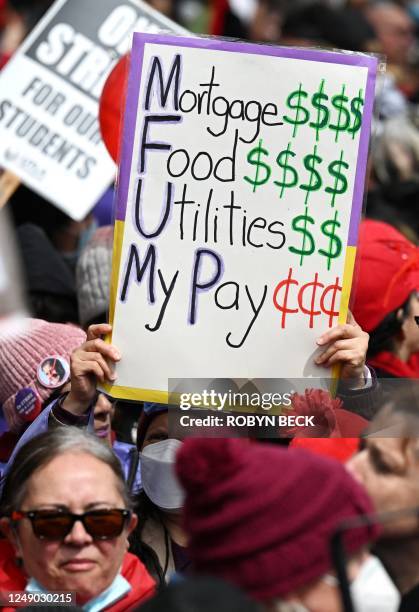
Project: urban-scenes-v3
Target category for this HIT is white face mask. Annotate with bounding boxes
[273,602,309,612]
[140,439,184,511]
[350,555,400,612]
[275,555,400,612]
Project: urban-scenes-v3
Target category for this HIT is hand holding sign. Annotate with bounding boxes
[315,311,369,386]
[63,323,120,415]
[105,34,377,401]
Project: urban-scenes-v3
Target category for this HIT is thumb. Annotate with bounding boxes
[86,323,112,342]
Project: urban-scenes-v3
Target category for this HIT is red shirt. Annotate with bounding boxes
[0,539,155,611]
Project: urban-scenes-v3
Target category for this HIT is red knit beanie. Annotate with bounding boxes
[287,389,368,438]
[176,438,378,602]
[290,437,360,463]
[352,220,419,332]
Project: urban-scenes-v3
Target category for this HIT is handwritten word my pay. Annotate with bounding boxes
[120,53,361,346]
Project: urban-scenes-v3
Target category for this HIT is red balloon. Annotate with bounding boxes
[99,54,130,163]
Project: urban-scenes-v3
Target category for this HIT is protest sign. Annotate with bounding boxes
[104,33,378,403]
[0,0,186,220]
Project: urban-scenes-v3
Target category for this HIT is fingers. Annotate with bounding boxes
[315,339,354,365]
[316,335,367,367]
[315,316,369,370]
[78,338,121,362]
[316,323,367,346]
[71,358,109,384]
[71,338,120,384]
[77,351,116,382]
[86,323,113,342]
[320,349,363,368]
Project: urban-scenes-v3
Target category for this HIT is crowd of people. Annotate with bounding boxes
[0,0,418,610]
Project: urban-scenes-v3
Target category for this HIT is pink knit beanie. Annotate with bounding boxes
[0,318,86,431]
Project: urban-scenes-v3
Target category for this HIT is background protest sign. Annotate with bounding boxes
[104,33,378,403]
[0,0,186,221]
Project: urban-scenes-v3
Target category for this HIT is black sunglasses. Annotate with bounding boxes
[11,508,131,541]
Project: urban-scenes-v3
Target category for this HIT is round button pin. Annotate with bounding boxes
[37,356,70,389]
[15,388,41,421]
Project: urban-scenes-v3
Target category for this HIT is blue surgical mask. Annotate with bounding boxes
[82,574,131,611]
[26,573,131,612]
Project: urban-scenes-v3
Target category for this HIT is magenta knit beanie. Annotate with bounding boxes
[176,438,379,602]
[0,318,86,431]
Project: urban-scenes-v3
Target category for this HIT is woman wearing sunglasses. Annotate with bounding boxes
[0,427,155,611]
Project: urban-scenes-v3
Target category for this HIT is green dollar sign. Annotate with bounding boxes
[348,90,364,138]
[300,145,323,205]
[289,207,315,266]
[325,150,349,207]
[283,84,309,138]
[274,143,298,198]
[244,139,271,193]
[309,80,329,142]
[329,85,350,143]
[319,211,342,271]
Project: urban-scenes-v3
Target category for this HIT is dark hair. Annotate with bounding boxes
[112,401,142,444]
[29,293,79,325]
[367,293,413,357]
[366,183,419,243]
[9,187,73,239]
[136,576,262,612]
[85,312,108,329]
[283,3,374,50]
[129,490,170,584]
[1,428,131,515]
[15,223,79,324]
[127,406,171,583]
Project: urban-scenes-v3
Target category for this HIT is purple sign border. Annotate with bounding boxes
[115,44,145,224]
[115,33,377,249]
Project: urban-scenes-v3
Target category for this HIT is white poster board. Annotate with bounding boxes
[105,34,378,403]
